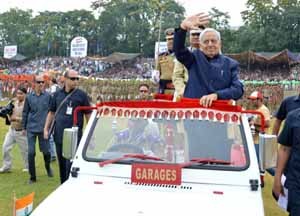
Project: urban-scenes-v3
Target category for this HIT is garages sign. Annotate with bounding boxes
[70,36,88,57]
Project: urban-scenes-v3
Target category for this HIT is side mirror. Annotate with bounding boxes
[259,134,277,170]
[63,127,78,160]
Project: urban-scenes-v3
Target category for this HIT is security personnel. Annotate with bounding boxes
[157,28,175,94]
[273,108,300,215]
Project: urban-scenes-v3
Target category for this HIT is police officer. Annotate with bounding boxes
[157,28,175,94]
[273,108,300,215]
[0,86,28,173]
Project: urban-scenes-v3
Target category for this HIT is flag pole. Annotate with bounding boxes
[12,191,16,216]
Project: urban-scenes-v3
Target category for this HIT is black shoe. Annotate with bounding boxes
[28,179,36,184]
[51,157,56,162]
[47,168,54,177]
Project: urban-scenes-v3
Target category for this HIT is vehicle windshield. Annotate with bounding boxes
[84,112,248,169]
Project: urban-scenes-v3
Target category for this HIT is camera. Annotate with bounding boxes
[0,101,14,118]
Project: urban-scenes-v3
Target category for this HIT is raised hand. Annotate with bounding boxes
[180,12,210,31]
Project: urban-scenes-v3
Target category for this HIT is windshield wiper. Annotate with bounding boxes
[99,154,164,167]
[179,158,231,168]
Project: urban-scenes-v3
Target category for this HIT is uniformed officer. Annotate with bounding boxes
[157,28,175,94]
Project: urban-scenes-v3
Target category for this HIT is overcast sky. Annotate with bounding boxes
[1,0,248,26]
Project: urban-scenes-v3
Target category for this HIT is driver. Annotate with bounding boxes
[114,118,161,154]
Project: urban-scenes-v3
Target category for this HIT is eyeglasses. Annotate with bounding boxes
[191,33,200,36]
[68,77,79,81]
[36,81,44,84]
[139,90,148,93]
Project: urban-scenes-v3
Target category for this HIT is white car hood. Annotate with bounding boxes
[32,175,264,216]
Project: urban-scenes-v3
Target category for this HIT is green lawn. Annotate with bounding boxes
[0,101,288,216]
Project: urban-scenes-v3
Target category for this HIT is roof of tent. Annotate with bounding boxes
[227,49,300,67]
[4,53,27,61]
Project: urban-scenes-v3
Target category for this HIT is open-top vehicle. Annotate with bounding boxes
[31,96,277,216]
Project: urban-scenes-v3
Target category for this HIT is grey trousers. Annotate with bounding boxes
[1,127,28,170]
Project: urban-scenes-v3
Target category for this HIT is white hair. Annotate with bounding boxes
[199,28,221,43]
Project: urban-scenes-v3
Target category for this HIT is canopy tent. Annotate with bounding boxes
[4,53,27,61]
[10,53,26,61]
[99,52,141,63]
[227,49,300,70]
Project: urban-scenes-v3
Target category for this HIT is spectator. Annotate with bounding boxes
[0,87,28,173]
[22,75,52,184]
[44,70,91,184]
[174,13,244,106]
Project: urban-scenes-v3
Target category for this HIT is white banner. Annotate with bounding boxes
[154,42,167,60]
[4,45,17,59]
[70,36,88,57]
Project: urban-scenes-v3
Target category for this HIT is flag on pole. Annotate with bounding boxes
[13,192,35,216]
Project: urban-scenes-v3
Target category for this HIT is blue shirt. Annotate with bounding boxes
[278,108,300,190]
[174,28,244,99]
[22,91,51,133]
[275,95,300,120]
[49,88,91,143]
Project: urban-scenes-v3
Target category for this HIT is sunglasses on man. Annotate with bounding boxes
[68,77,79,81]
[36,81,44,84]
[191,33,200,36]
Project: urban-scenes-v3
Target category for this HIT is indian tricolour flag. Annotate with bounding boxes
[13,192,35,216]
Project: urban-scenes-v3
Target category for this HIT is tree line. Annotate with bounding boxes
[1,0,300,59]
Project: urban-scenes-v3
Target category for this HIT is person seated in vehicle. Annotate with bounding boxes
[112,119,162,155]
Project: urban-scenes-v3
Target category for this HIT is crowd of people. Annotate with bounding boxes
[239,68,296,81]
[0,56,154,79]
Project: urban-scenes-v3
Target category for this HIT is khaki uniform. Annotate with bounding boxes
[253,104,271,144]
[0,100,28,171]
[157,53,175,80]
[172,59,189,96]
[157,52,175,94]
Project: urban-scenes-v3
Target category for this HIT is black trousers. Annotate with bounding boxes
[55,141,71,184]
[27,131,51,181]
[159,79,172,94]
[54,129,82,184]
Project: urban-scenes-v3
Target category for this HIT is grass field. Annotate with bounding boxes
[0,101,288,216]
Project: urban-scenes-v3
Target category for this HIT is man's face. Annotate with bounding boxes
[166,36,174,51]
[16,90,25,101]
[200,31,221,58]
[249,99,260,109]
[190,32,200,48]
[65,71,79,89]
[139,86,149,100]
[35,76,45,92]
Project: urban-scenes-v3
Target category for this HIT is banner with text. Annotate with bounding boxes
[70,37,88,57]
[4,45,17,59]
[154,42,167,60]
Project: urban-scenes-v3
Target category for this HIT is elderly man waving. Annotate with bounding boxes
[173,13,244,107]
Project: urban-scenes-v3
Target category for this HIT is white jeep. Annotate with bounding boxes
[32,98,276,216]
